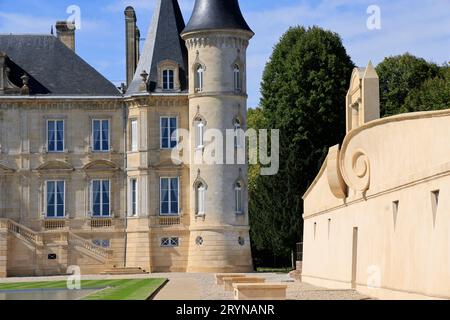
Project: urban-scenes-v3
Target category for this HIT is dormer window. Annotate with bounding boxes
[163,69,174,90]
[195,65,204,92]
[233,64,241,92]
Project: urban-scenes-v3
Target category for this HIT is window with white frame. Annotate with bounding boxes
[130,119,138,152]
[160,177,179,216]
[47,120,64,152]
[92,119,110,152]
[196,182,205,216]
[195,65,204,92]
[233,64,241,92]
[163,69,174,90]
[46,180,65,218]
[160,117,178,149]
[92,179,110,217]
[235,182,243,214]
[130,178,138,216]
[195,118,205,149]
[160,237,179,247]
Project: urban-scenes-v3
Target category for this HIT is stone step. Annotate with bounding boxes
[100,267,148,275]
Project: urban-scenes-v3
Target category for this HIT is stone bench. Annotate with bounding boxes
[233,283,288,300]
[215,273,247,285]
[223,276,265,291]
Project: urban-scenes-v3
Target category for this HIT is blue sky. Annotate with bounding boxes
[0,0,449,107]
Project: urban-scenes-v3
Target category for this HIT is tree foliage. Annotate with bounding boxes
[248,26,354,267]
[375,53,440,117]
[401,64,450,113]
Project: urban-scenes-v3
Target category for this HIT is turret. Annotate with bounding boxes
[181,0,254,273]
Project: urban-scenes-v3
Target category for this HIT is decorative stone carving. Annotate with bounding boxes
[326,145,347,198]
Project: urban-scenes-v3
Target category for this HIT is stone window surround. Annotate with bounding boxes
[128,176,139,218]
[158,175,181,216]
[90,117,112,153]
[128,117,139,153]
[159,115,179,150]
[156,59,181,92]
[42,115,68,153]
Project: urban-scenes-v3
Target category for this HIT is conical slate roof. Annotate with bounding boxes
[126,0,188,94]
[182,0,253,35]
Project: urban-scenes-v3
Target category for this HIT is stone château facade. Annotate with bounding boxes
[0,0,253,277]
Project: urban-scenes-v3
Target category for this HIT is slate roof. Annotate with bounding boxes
[126,0,188,95]
[0,34,121,96]
[182,0,253,35]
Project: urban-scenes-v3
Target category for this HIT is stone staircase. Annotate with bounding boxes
[0,218,114,270]
[100,266,148,275]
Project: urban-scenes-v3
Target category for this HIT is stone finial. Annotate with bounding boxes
[20,74,30,95]
[345,61,380,133]
[139,70,148,92]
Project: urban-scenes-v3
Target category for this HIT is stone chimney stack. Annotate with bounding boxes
[55,21,76,51]
[125,6,138,87]
[135,26,141,67]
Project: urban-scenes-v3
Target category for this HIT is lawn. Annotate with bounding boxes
[0,278,167,300]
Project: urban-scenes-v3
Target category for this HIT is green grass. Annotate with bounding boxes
[256,267,293,274]
[0,279,167,300]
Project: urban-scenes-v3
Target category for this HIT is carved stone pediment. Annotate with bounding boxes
[83,160,119,172]
[0,162,15,174]
[36,160,74,172]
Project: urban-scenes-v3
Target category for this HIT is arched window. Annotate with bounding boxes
[163,69,174,90]
[195,118,205,149]
[235,182,243,214]
[233,65,241,92]
[196,182,206,216]
[195,65,204,92]
[234,118,242,148]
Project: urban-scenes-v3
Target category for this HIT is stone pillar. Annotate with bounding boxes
[0,220,7,278]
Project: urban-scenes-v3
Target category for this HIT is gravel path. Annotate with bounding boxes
[0,273,371,300]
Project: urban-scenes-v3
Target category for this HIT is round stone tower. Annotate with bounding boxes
[181,0,254,273]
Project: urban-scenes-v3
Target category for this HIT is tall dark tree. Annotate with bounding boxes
[376,53,440,117]
[249,26,354,267]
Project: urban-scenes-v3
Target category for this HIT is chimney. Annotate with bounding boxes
[135,26,141,66]
[56,21,76,51]
[125,6,137,87]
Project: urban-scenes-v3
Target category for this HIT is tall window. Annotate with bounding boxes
[130,119,138,152]
[130,178,138,216]
[160,177,179,216]
[235,182,243,214]
[47,120,64,152]
[163,69,174,90]
[195,118,205,149]
[234,118,242,148]
[195,65,204,92]
[233,65,241,92]
[160,117,178,149]
[46,181,65,218]
[196,183,205,216]
[92,180,110,217]
[92,119,110,152]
